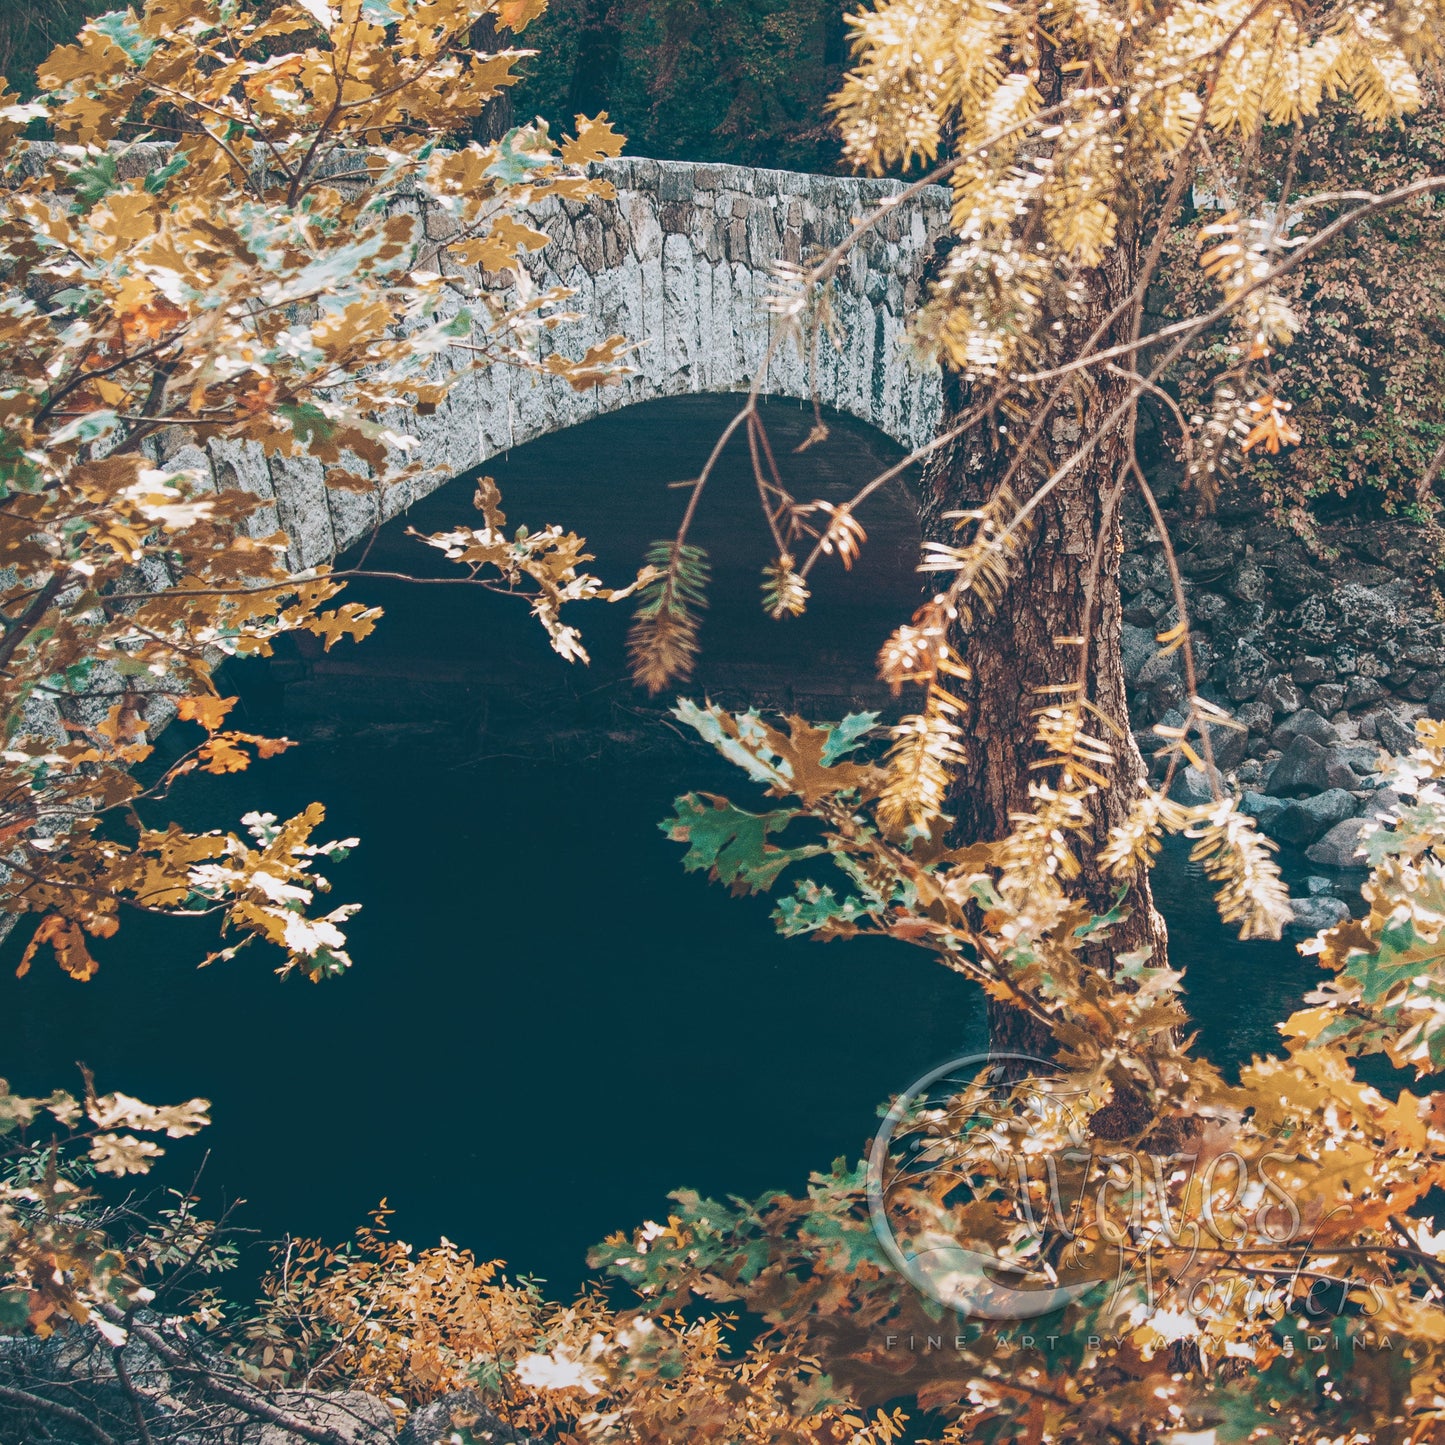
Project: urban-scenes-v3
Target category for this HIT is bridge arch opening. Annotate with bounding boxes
[266,393,927,741]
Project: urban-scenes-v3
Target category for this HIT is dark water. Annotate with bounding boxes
[0,397,1331,1292]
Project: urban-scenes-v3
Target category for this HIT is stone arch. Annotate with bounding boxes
[158,160,952,579]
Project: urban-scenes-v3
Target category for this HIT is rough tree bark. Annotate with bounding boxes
[919,220,1167,1056]
[470,17,515,143]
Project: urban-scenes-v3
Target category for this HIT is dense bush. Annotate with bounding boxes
[1159,95,1445,518]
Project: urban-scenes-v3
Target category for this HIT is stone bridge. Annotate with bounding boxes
[166,157,952,570]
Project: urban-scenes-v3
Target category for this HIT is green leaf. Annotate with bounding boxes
[0,1286,29,1331]
[662,792,822,895]
[66,152,119,209]
[143,151,190,195]
[91,9,159,65]
[773,880,869,937]
[486,125,556,185]
[819,710,879,765]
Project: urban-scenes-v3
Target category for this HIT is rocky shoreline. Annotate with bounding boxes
[1121,486,1445,936]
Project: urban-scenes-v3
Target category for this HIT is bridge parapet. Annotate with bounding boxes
[152,156,950,570]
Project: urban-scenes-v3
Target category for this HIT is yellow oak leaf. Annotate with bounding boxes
[496,0,547,30]
[304,603,383,651]
[176,694,237,731]
[197,736,251,774]
[561,113,626,167]
[17,916,99,981]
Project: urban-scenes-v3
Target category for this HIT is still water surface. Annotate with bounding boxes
[0,399,1327,1291]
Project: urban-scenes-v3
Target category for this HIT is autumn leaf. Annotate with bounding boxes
[304,603,384,651]
[561,113,626,167]
[17,916,99,981]
[197,737,252,774]
[496,0,547,29]
[176,694,237,732]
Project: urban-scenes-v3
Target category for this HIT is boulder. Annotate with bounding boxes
[1190,591,1229,623]
[1138,652,1181,690]
[1268,788,1359,848]
[1269,708,1337,750]
[251,1391,396,1445]
[1226,562,1271,604]
[401,1392,536,1445]
[1237,699,1275,734]
[1121,623,1155,685]
[1123,592,1170,627]
[1259,673,1303,715]
[1311,682,1347,715]
[1345,675,1387,710]
[1203,720,1249,771]
[1292,656,1331,687]
[1225,640,1271,700]
[1336,742,1385,775]
[1171,764,1224,806]
[1241,791,1288,828]
[1305,817,1372,869]
[1377,710,1419,755]
[1304,876,1337,896]
[1285,895,1350,937]
[1266,736,1358,798]
[1236,757,1266,787]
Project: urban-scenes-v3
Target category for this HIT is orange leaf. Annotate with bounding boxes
[18,916,99,981]
[198,736,251,774]
[497,0,547,29]
[561,113,626,167]
[176,694,237,732]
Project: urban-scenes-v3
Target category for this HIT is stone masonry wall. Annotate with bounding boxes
[155,157,952,574]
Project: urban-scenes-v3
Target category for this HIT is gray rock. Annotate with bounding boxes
[1429,679,1445,720]
[1226,563,1271,604]
[1123,591,1170,627]
[1258,673,1303,715]
[1266,736,1359,797]
[1285,895,1350,936]
[1225,640,1272,700]
[1203,719,1249,770]
[1190,591,1230,623]
[1269,708,1338,750]
[1311,682,1348,715]
[402,1392,536,1445]
[1292,656,1331,686]
[1345,675,1388,710]
[1305,817,1372,869]
[1377,711,1419,755]
[1119,553,1167,596]
[1336,742,1385,775]
[250,1391,396,1445]
[1268,788,1359,848]
[1121,623,1154,685]
[1406,668,1443,701]
[1241,790,1288,828]
[1138,651,1181,690]
[1236,758,1266,787]
[1305,876,1337,896]
[1365,788,1408,816]
[1171,763,1224,806]
[1149,674,1186,718]
[1237,699,1276,734]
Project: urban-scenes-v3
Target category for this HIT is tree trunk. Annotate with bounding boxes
[470,17,515,142]
[919,231,1167,1056]
[565,0,626,121]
